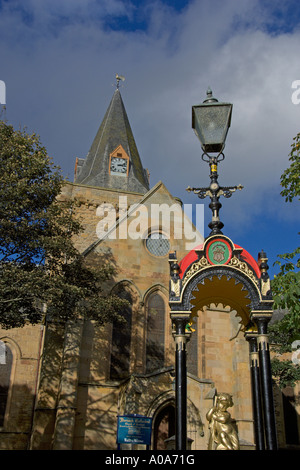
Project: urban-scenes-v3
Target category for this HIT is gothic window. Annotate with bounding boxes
[146,293,165,373]
[110,288,132,380]
[0,341,13,426]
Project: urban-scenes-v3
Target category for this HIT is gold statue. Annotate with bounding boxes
[206,392,240,450]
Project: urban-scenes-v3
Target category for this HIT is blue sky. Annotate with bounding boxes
[0,0,299,278]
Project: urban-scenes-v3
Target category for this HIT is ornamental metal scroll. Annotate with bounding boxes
[169,235,273,317]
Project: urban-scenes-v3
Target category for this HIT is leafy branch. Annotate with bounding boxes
[0,121,128,329]
[270,132,300,388]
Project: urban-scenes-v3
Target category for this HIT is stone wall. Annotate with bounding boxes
[0,324,44,449]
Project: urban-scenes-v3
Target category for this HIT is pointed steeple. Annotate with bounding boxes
[74,88,150,193]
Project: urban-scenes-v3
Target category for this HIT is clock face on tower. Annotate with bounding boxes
[110,156,128,175]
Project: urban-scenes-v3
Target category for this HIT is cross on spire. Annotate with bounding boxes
[115,74,125,89]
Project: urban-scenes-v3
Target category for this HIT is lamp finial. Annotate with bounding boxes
[203,87,218,103]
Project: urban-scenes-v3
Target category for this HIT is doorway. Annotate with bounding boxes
[153,405,175,450]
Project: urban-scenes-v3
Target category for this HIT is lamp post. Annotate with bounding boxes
[187,88,243,235]
[170,89,277,451]
[172,89,242,451]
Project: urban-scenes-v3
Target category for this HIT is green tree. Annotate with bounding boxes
[280,132,300,202]
[0,121,127,329]
[270,132,300,388]
[272,132,300,330]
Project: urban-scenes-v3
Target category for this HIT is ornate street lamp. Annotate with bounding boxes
[171,89,239,451]
[170,89,278,452]
[192,87,232,156]
[187,88,243,236]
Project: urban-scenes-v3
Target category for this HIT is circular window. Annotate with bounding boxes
[145,232,170,257]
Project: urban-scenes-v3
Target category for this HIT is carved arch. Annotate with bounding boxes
[0,337,18,428]
[143,284,168,305]
[182,266,261,311]
[0,336,22,360]
[179,266,264,328]
[110,279,142,304]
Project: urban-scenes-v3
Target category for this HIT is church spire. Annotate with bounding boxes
[74,84,150,194]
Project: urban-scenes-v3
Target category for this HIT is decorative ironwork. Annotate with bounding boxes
[186,158,243,236]
[115,73,125,89]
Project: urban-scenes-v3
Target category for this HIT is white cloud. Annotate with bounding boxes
[0,0,299,250]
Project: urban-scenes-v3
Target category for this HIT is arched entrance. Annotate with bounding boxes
[153,404,175,450]
[169,234,277,450]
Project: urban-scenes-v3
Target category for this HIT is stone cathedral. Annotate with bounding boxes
[0,84,298,450]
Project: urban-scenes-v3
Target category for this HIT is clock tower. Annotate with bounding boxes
[74,87,150,194]
[109,145,130,176]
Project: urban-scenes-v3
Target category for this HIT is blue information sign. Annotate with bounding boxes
[117,415,152,445]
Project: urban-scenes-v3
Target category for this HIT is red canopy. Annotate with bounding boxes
[179,243,261,279]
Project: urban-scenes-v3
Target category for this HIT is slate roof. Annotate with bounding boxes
[74,89,150,194]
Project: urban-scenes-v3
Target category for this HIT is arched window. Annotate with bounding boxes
[146,293,165,373]
[110,288,132,380]
[0,341,13,426]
